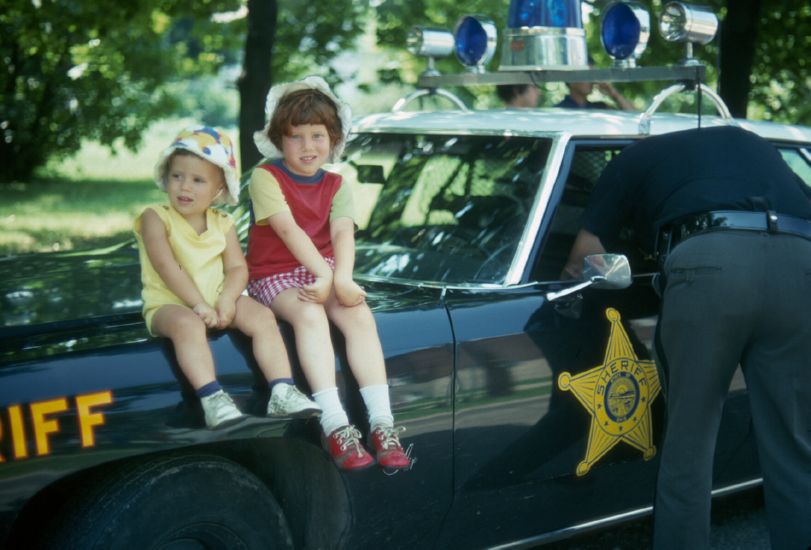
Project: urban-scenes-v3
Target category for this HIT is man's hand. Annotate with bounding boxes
[562,229,607,280]
[193,302,219,328]
[334,275,367,307]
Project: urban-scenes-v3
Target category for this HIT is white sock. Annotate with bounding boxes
[360,384,394,430]
[312,387,349,435]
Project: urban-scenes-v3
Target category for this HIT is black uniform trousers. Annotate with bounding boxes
[652,230,811,550]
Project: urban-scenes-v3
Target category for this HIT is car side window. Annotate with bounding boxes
[532,145,657,281]
[779,146,811,187]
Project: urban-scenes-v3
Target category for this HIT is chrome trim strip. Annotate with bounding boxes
[504,133,572,285]
[488,478,763,550]
[351,126,562,139]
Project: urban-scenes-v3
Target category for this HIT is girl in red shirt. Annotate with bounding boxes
[247,77,411,472]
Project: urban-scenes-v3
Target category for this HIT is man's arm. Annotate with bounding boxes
[562,229,607,280]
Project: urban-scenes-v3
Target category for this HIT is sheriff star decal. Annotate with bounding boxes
[558,308,661,476]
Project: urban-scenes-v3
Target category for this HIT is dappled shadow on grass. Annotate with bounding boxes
[0,176,164,255]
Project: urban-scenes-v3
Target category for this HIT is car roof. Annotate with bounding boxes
[354,108,811,144]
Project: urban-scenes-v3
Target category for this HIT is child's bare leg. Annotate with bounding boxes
[152,304,243,428]
[233,295,320,418]
[325,298,387,387]
[326,297,411,468]
[270,289,352,437]
[269,289,338,392]
[151,304,216,390]
[231,295,293,382]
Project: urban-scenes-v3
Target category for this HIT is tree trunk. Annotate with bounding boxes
[718,0,762,119]
[238,0,277,174]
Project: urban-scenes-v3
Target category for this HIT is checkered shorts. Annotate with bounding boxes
[248,256,336,306]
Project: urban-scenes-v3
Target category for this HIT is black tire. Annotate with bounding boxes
[42,454,294,550]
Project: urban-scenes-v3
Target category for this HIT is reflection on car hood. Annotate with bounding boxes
[0,240,144,332]
[0,240,439,338]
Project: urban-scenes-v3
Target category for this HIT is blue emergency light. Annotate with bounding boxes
[500,0,588,70]
[454,16,497,72]
[507,0,582,29]
[601,2,650,67]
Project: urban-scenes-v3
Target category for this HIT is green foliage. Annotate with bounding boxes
[0,0,242,182]
[747,4,811,124]
[271,0,369,86]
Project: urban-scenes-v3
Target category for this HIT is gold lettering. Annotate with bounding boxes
[76,391,113,448]
[8,405,28,460]
[31,398,68,456]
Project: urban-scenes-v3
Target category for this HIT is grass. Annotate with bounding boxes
[0,119,237,256]
[0,178,164,254]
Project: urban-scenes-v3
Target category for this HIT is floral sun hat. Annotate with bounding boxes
[154,126,240,206]
[253,75,353,163]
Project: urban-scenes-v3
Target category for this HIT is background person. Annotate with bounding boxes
[135,126,320,430]
[497,84,541,108]
[563,125,811,550]
[247,76,412,472]
[556,80,634,111]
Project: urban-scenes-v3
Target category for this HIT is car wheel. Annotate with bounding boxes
[42,454,294,550]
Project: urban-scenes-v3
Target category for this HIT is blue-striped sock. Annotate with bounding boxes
[196,380,222,398]
[268,377,295,392]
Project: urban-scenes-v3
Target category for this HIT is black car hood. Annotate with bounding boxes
[0,240,442,360]
[0,240,145,332]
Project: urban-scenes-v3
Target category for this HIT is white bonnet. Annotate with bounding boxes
[253,75,353,162]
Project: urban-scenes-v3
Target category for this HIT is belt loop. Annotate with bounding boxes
[766,210,778,233]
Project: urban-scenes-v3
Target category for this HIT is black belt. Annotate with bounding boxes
[656,210,811,260]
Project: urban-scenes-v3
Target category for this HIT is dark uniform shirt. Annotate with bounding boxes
[555,95,609,109]
[582,126,811,254]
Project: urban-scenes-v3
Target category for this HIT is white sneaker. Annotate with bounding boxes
[200,390,245,429]
[267,384,322,418]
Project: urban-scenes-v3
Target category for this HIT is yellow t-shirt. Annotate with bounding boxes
[249,167,354,224]
[134,204,235,334]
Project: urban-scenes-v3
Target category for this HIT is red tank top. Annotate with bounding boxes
[247,163,342,279]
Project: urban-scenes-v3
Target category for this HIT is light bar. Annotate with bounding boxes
[601,2,650,68]
[454,16,497,73]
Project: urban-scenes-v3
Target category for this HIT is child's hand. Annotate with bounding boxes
[299,276,332,303]
[192,303,219,328]
[215,297,237,329]
[334,276,367,307]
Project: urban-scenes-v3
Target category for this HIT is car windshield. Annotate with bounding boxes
[334,133,551,285]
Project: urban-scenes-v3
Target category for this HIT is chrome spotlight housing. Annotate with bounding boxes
[406,26,455,77]
[659,2,718,65]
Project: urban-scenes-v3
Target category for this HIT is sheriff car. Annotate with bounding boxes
[2,2,810,548]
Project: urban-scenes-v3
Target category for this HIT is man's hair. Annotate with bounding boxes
[268,89,343,151]
[497,84,531,104]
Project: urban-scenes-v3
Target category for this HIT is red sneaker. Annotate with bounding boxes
[322,425,375,471]
[369,425,411,470]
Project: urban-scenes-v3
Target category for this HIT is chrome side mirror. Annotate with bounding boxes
[546,254,632,301]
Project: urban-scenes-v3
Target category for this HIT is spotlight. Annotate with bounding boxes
[406,26,455,77]
[659,2,718,65]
